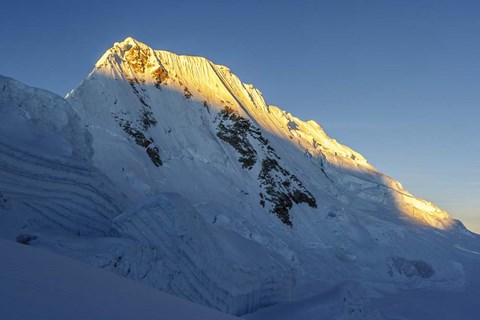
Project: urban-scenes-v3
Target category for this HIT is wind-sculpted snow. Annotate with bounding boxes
[113,193,294,315]
[0,140,121,236]
[0,76,125,240]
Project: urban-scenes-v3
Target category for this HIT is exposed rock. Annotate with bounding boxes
[387,256,435,278]
[0,193,6,209]
[114,115,162,167]
[216,107,316,225]
[16,233,38,245]
[216,107,258,169]
[258,157,317,226]
[151,66,169,88]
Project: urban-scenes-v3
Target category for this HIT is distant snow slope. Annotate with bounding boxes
[1,37,480,318]
[246,250,480,320]
[0,239,238,320]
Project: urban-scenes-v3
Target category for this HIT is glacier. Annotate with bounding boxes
[0,37,479,319]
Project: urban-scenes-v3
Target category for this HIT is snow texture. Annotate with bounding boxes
[0,239,238,320]
[1,37,479,318]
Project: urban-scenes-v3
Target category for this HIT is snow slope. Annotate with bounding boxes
[0,239,238,320]
[1,37,479,317]
[246,271,480,320]
[113,194,293,315]
[0,75,126,240]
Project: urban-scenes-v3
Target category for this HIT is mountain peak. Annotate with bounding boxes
[71,38,457,232]
[115,36,150,50]
[122,36,138,44]
[93,37,152,71]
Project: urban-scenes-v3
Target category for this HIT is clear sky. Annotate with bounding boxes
[1,0,479,233]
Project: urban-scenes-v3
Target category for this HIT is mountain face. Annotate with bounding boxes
[1,38,479,318]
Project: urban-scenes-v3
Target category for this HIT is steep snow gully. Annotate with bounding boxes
[0,38,479,318]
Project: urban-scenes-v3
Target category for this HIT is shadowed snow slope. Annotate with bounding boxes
[1,37,480,318]
[0,75,126,239]
[0,239,238,320]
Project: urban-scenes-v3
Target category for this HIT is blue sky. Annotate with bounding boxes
[1,0,479,232]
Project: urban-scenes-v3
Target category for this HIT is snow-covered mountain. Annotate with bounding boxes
[1,37,479,318]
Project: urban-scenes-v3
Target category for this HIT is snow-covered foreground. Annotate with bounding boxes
[0,239,238,320]
[246,266,480,320]
[1,237,478,320]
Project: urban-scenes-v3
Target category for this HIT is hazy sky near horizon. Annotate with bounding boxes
[1,0,479,232]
